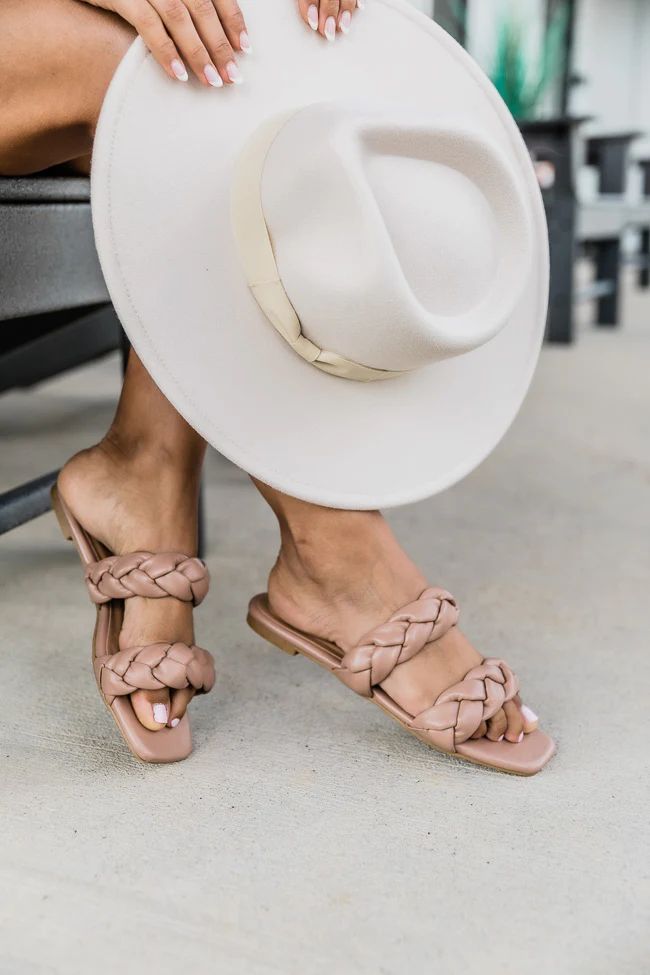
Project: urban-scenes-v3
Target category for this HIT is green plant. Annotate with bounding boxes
[490,2,569,119]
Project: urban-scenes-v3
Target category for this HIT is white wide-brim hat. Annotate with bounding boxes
[91,0,548,509]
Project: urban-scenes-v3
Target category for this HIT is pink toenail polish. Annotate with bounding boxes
[170,718,180,728]
[153,703,168,724]
[521,704,538,724]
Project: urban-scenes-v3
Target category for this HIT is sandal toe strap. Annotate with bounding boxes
[410,658,519,751]
[336,587,459,697]
[85,552,210,606]
[96,642,216,704]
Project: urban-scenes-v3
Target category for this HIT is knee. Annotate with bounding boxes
[0,0,135,174]
[73,4,136,134]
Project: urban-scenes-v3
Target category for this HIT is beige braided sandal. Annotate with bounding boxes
[52,484,215,763]
[247,588,555,775]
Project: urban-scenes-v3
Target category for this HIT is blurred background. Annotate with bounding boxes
[1,4,648,973]
[422,0,650,342]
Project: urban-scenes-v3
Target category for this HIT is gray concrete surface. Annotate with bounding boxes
[1,282,649,974]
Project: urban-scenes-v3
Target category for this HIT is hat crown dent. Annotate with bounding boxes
[259,101,534,374]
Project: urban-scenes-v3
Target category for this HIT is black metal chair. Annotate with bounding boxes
[0,172,122,534]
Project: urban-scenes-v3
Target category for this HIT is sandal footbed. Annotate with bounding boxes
[247,593,555,776]
[52,484,195,764]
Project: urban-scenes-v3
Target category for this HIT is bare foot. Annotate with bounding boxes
[266,508,538,743]
[58,436,202,731]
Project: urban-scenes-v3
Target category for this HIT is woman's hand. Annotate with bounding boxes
[297,0,363,41]
[81,0,363,90]
[81,0,250,87]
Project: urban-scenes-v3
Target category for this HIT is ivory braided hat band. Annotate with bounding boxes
[230,110,403,383]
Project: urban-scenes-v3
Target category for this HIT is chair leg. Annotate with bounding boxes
[639,228,649,289]
[594,238,620,326]
[119,324,131,375]
[0,470,59,535]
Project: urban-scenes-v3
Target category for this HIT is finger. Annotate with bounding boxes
[299,1,320,31]
[149,0,217,86]
[214,0,250,54]
[149,0,219,87]
[319,0,341,40]
[116,0,188,82]
[184,0,243,84]
[131,688,171,731]
[503,700,525,743]
[485,708,508,742]
[168,688,195,727]
[338,0,356,33]
[515,694,539,734]
[470,720,487,740]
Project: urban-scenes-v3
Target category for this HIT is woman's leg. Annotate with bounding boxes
[254,481,538,742]
[0,0,134,175]
[59,352,207,730]
[1,0,207,729]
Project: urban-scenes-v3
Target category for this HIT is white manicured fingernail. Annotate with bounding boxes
[357,0,365,8]
[325,16,336,40]
[171,59,188,82]
[204,64,223,88]
[153,703,168,724]
[307,4,319,29]
[521,705,538,724]
[170,717,180,728]
[240,30,252,54]
[226,61,243,84]
[340,10,352,33]
[517,731,524,743]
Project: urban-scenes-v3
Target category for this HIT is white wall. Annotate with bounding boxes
[407,0,435,15]
[571,0,650,143]
[405,0,650,147]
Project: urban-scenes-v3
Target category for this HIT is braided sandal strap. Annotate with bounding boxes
[410,658,519,752]
[85,552,210,606]
[96,642,216,705]
[336,587,459,697]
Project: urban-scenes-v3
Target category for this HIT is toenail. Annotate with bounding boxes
[170,717,180,728]
[153,703,168,724]
[521,704,538,724]
[497,734,505,742]
[516,731,524,743]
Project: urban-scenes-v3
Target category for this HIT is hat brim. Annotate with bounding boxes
[91,0,548,509]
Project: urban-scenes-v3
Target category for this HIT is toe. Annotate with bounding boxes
[503,699,525,743]
[486,707,508,741]
[515,694,539,733]
[168,688,195,727]
[131,688,170,730]
[470,720,487,740]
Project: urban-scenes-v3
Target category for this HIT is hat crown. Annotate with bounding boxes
[255,101,533,374]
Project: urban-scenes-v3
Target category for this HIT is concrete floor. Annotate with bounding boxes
[1,283,649,974]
